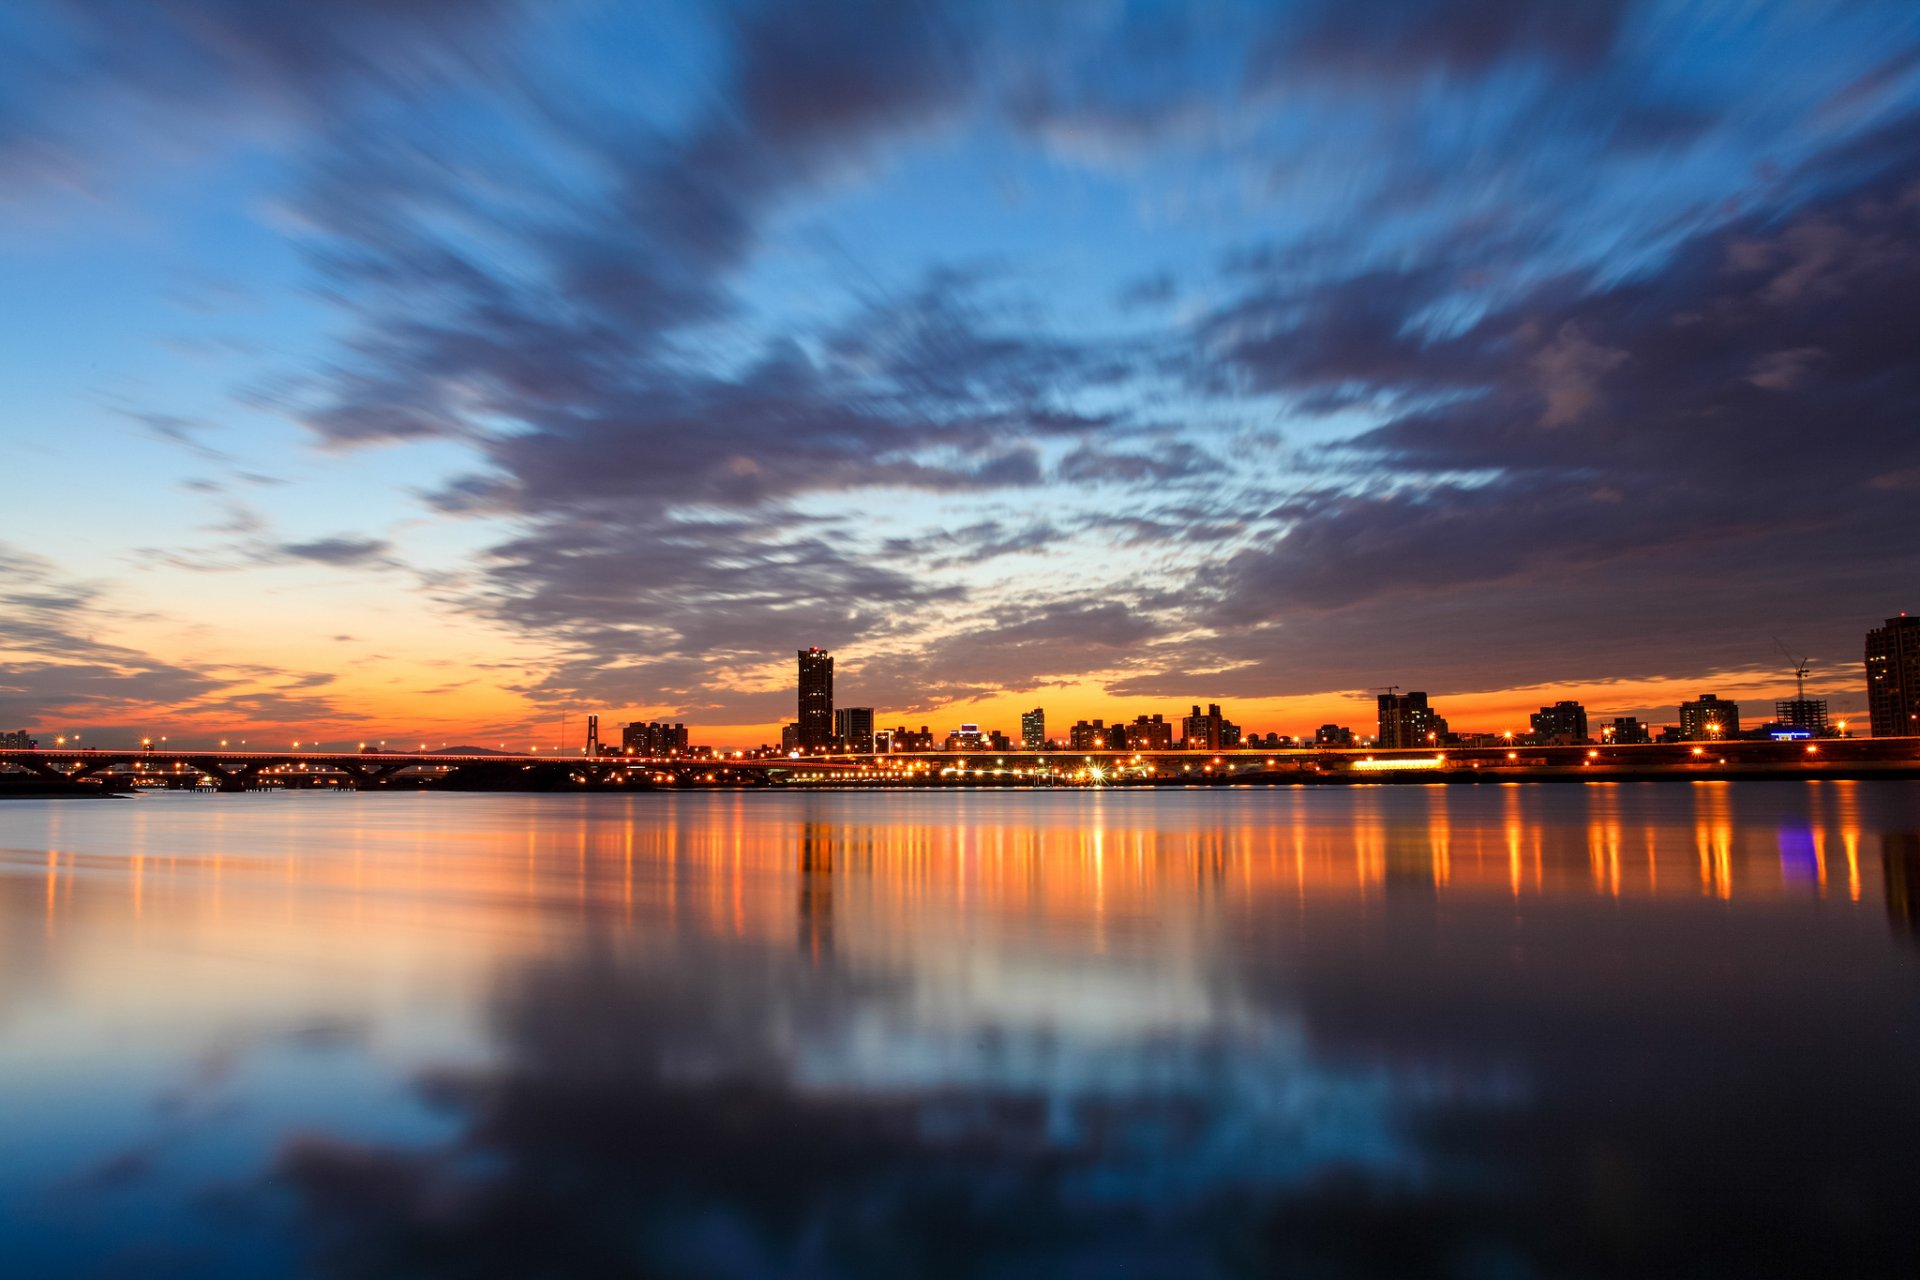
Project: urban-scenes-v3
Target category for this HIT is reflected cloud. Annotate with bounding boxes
[6,790,1920,1276]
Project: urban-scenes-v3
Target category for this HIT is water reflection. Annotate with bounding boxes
[1883,833,1920,943]
[2,784,1918,1277]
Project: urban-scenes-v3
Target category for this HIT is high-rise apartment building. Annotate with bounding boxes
[834,706,875,752]
[622,721,689,755]
[1182,704,1240,750]
[1377,692,1448,748]
[1866,614,1920,738]
[1069,719,1107,750]
[1678,694,1740,741]
[797,647,834,748]
[1128,714,1174,750]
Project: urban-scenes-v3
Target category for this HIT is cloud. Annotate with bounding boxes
[277,536,392,567]
[0,542,350,728]
[0,0,525,203]
[1746,347,1827,391]
[1276,0,1636,78]
[1138,120,1920,699]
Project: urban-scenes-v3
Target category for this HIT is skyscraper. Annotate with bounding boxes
[797,647,834,749]
[1865,614,1920,738]
[1020,708,1045,749]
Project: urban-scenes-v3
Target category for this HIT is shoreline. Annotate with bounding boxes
[6,764,1919,797]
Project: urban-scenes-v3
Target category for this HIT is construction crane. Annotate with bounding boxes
[1772,636,1812,702]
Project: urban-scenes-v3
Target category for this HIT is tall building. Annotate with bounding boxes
[0,729,32,749]
[1181,704,1238,750]
[781,723,801,752]
[1377,692,1448,749]
[1678,694,1740,741]
[1128,714,1174,750]
[1069,719,1107,750]
[622,721,689,755]
[834,706,875,752]
[797,647,834,748]
[1529,700,1589,745]
[1605,717,1651,745]
[1866,614,1920,738]
[1021,708,1046,749]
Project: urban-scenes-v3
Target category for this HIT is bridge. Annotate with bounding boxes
[4,736,1916,794]
[0,746,782,793]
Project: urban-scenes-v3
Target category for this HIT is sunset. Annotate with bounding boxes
[4,3,1920,1276]
[7,1,1918,748]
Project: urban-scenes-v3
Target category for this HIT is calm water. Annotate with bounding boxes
[3,783,1919,1278]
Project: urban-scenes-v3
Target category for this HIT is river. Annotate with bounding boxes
[3,783,1918,1277]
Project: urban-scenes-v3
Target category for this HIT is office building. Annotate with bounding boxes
[1377,691,1448,749]
[834,706,876,752]
[1866,614,1920,738]
[1678,694,1740,741]
[1021,708,1046,750]
[1529,700,1590,745]
[797,647,834,748]
[1604,717,1651,745]
[781,723,801,752]
[1315,724,1353,747]
[622,721,689,755]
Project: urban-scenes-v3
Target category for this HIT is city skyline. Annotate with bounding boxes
[12,619,1891,755]
[4,2,1919,750]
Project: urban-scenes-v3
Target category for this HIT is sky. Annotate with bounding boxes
[2,0,1918,750]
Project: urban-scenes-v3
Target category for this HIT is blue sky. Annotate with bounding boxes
[3,0,1919,746]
